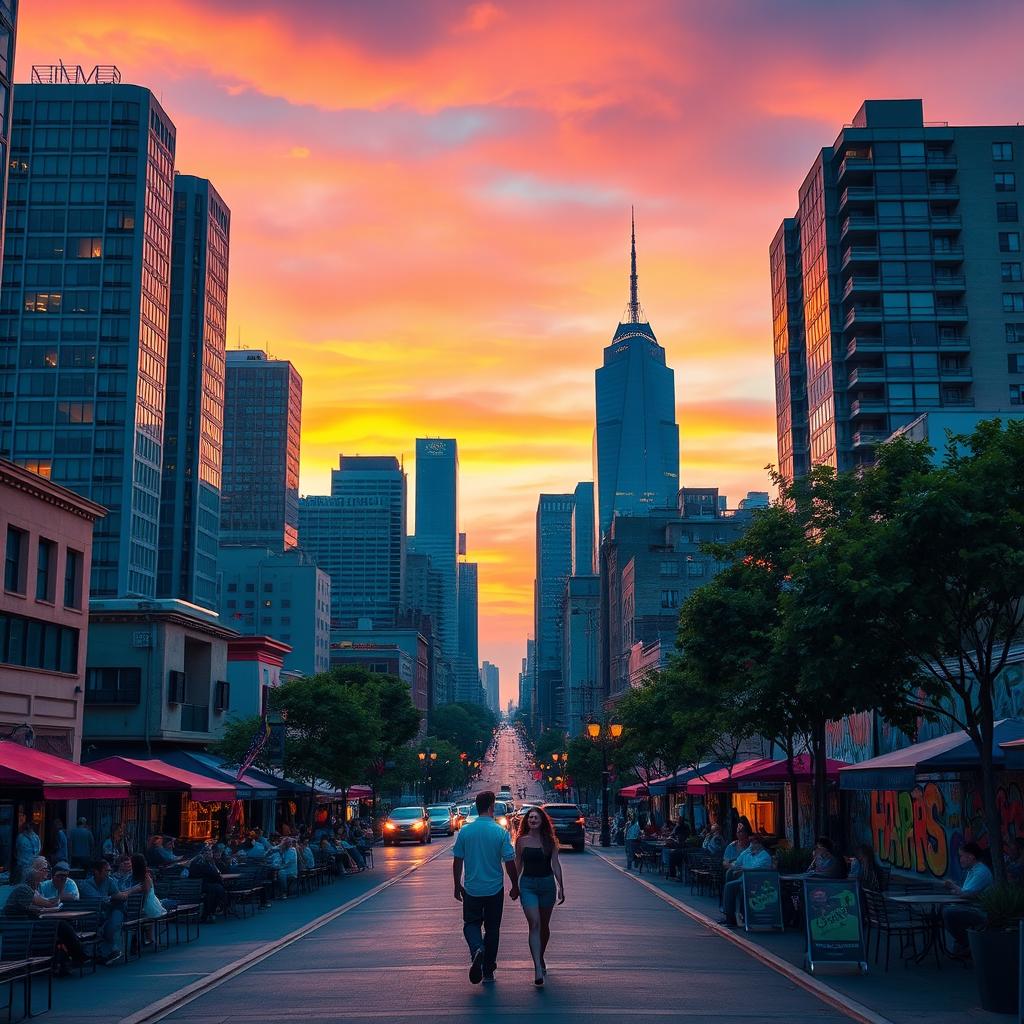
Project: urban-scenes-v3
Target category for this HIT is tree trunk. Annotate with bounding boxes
[811,720,827,840]
[784,740,801,848]
[978,722,1006,884]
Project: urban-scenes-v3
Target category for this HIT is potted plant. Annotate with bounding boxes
[967,884,1024,1014]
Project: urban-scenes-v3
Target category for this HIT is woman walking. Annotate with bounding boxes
[514,807,564,987]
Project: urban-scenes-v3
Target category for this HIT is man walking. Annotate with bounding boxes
[453,790,519,984]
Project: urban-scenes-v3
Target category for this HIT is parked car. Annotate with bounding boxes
[541,802,586,851]
[382,806,432,845]
[450,804,466,829]
[427,805,456,836]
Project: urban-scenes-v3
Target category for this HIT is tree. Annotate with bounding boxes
[875,420,1024,881]
[566,735,603,807]
[616,676,694,795]
[431,702,496,758]
[212,715,273,773]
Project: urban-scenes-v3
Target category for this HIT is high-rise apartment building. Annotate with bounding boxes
[593,217,680,543]
[570,481,595,576]
[0,3,17,281]
[772,99,1024,482]
[298,455,406,628]
[518,638,535,720]
[220,349,301,550]
[1,71,176,598]
[480,661,499,714]
[412,438,459,663]
[456,560,481,704]
[158,175,229,609]
[533,492,574,730]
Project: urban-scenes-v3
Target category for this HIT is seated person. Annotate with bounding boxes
[146,835,183,868]
[298,839,315,871]
[186,848,227,923]
[664,813,691,879]
[807,837,846,879]
[702,824,725,857]
[848,843,883,891]
[39,861,80,901]
[720,834,773,927]
[943,842,994,959]
[80,857,141,965]
[278,838,299,896]
[6,856,90,970]
[723,824,752,877]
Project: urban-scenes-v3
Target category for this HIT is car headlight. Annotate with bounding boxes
[412,821,424,830]
[384,823,397,831]
[497,816,508,828]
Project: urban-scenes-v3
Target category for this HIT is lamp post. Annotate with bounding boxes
[587,718,623,847]
[418,750,438,804]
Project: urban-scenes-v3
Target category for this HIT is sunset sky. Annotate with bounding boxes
[17,1,1024,705]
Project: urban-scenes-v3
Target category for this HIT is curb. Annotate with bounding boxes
[589,848,895,1024]
[119,843,452,1024]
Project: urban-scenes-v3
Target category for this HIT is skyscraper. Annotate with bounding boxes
[570,481,595,576]
[413,438,459,664]
[158,175,230,609]
[220,350,301,551]
[0,70,176,598]
[457,560,481,704]
[593,215,680,543]
[481,661,499,713]
[773,99,1024,482]
[534,492,574,730]
[298,454,406,628]
[0,3,17,282]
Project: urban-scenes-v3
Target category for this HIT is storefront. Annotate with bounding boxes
[0,741,130,881]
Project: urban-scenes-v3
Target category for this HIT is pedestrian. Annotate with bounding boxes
[51,818,69,864]
[624,815,641,869]
[452,790,520,985]
[514,807,565,987]
[68,817,95,868]
[14,815,41,883]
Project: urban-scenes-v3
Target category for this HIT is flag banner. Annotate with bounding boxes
[238,714,271,779]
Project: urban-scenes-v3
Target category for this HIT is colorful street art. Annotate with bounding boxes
[849,774,1024,881]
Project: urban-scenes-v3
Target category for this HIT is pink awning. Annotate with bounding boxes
[89,756,235,803]
[733,754,850,785]
[346,785,373,799]
[0,742,131,800]
[686,759,776,796]
[619,783,649,799]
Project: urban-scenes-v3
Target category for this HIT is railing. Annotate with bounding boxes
[180,703,209,732]
[852,431,886,447]
[842,276,881,299]
[841,247,879,269]
[848,367,885,386]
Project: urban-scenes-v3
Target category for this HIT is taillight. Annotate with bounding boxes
[576,817,585,825]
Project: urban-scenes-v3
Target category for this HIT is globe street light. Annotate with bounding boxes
[587,717,623,847]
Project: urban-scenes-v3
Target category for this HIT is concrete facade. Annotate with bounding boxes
[225,635,291,721]
[329,626,429,716]
[0,458,104,760]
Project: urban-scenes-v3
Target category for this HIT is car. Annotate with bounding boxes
[541,802,586,851]
[450,804,466,829]
[461,800,513,831]
[456,804,473,826]
[382,806,432,845]
[427,804,456,836]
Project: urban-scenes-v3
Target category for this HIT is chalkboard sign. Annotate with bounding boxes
[742,870,784,932]
[803,879,867,974]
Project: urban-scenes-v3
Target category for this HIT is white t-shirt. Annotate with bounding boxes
[40,878,80,901]
[453,816,515,897]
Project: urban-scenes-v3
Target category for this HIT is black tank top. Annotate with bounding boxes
[521,844,553,878]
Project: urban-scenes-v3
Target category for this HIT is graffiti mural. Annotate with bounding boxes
[849,774,1024,881]
[825,711,874,763]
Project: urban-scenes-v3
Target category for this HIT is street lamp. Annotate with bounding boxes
[587,717,623,847]
[418,749,436,803]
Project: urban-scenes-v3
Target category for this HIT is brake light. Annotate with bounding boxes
[576,817,585,825]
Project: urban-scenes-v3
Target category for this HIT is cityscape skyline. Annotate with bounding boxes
[12,2,1024,705]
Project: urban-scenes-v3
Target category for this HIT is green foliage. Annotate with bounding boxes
[616,676,694,784]
[431,702,496,756]
[565,735,603,791]
[212,715,271,772]
[975,884,1024,931]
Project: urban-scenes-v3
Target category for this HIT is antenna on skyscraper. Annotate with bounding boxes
[624,207,646,324]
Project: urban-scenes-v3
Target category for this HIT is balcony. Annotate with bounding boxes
[933,245,965,262]
[926,152,958,169]
[841,246,880,270]
[846,335,884,359]
[840,185,875,207]
[844,306,883,329]
[939,365,972,378]
[934,274,966,291]
[180,703,210,732]
[938,334,971,350]
[841,214,878,239]
[935,304,969,321]
[929,182,960,198]
[849,398,888,418]
[930,213,962,229]
[838,155,873,180]
[842,276,881,299]
[847,367,885,387]
[852,430,887,448]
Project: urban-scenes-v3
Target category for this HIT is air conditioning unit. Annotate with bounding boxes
[214,680,230,712]
[167,670,186,705]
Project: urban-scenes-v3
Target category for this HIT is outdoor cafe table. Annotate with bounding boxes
[37,909,93,923]
[886,893,965,964]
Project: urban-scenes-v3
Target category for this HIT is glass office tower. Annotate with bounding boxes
[772,99,1024,482]
[412,438,459,665]
[0,76,176,597]
[593,218,680,543]
[456,560,481,704]
[158,175,229,609]
[533,492,573,731]
[0,2,18,281]
[220,350,301,551]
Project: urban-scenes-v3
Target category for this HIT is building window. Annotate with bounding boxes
[4,526,26,593]
[687,562,705,578]
[63,549,83,609]
[35,538,56,602]
[244,582,255,592]
[226,582,237,592]
[263,582,273,593]
[280,599,291,608]
[659,589,679,609]
[1003,263,1023,282]
[997,202,1020,223]
[1008,323,1024,344]
[993,142,1014,161]
[1000,233,1022,253]
[1004,294,1024,313]
[1012,385,1022,406]
[0,609,78,673]
[659,561,678,577]
[85,666,141,704]
[995,172,1017,192]
[1008,354,1024,373]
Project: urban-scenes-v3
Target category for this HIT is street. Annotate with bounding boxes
[97,729,850,1024]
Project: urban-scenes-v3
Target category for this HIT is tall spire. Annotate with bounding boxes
[624,207,646,324]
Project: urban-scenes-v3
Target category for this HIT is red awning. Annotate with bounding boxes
[89,756,236,803]
[0,741,131,800]
[619,783,649,799]
[685,759,776,796]
[732,754,850,785]
[346,785,373,800]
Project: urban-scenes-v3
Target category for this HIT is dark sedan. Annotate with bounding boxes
[541,802,586,851]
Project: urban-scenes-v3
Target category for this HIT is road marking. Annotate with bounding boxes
[589,849,895,1024]
[118,843,452,1024]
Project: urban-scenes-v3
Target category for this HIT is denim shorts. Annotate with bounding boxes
[519,874,556,910]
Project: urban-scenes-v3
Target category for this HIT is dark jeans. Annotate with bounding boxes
[943,904,987,951]
[200,882,227,921]
[462,889,504,973]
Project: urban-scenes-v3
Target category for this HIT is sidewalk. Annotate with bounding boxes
[590,848,1011,1024]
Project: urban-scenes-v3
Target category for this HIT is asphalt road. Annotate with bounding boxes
[134,728,852,1024]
